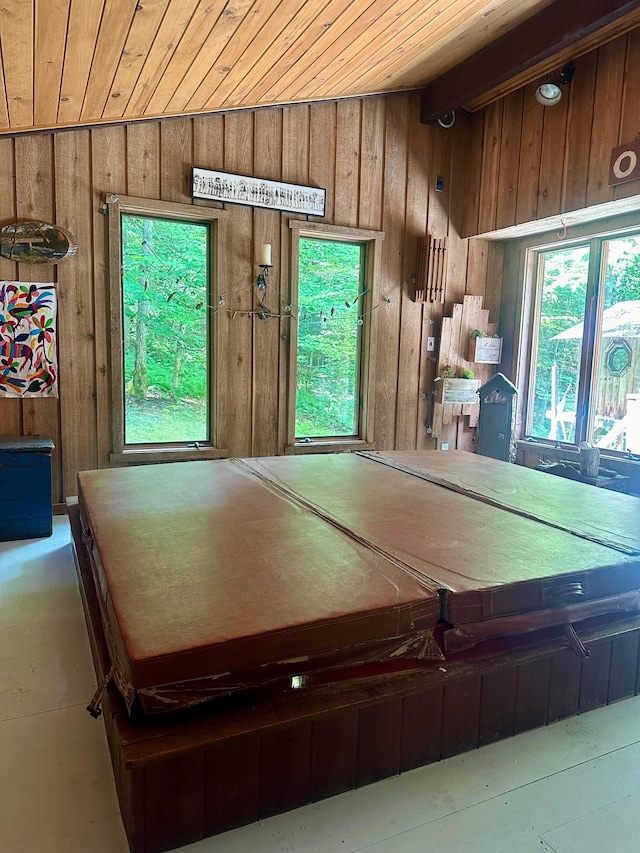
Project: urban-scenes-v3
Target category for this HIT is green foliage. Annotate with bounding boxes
[295,238,364,437]
[530,235,640,441]
[121,214,209,443]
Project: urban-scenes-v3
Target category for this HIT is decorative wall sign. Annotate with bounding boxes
[0,220,78,264]
[0,282,57,397]
[192,167,326,216]
[609,141,640,187]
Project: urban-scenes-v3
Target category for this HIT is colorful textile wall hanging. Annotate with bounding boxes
[0,282,58,397]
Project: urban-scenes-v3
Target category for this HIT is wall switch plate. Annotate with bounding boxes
[427,336,435,351]
[440,443,449,450]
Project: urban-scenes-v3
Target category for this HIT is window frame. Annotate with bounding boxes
[106,194,228,464]
[522,224,640,455]
[286,220,384,453]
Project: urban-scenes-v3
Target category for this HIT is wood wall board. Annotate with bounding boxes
[356,698,403,787]
[547,649,581,723]
[399,686,443,771]
[204,734,261,837]
[310,709,359,801]
[57,0,107,125]
[0,0,33,129]
[309,101,337,223]
[396,92,428,450]
[375,94,408,450]
[259,722,312,818]
[514,82,545,226]
[537,90,570,221]
[126,122,161,198]
[495,88,524,230]
[159,118,194,204]
[476,101,503,236]
[358,97,385,232]
[614,29,640,202]
[562,52,598,213]
[252,110,283,458]
[586,38,627,207]
[578,640,613,713]
[450,110,482,256]
[91,126,127,470]
[33,0,70,128]
[101,0,172,121]
[465,239,488,298]
[128,0,206,117]
[335,99,361,229]
[609,632,640,702]
[55,130,98,499]
[143,752,205,851]
[13,134,62,500]
[0,137,21,434]
[478,667,516,747]
[193,114,225,171]
[219,111,254,457]
[514,657,551,733]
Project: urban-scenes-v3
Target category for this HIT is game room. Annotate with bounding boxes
[1,3,640,852]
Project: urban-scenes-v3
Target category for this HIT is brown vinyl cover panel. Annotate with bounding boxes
[77,460,440,693]
[250,453,640,625]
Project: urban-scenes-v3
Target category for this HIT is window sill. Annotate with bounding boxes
[284,440,375,456]
[110,447,229,465]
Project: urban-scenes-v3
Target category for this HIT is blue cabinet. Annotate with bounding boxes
[0,436,54,541]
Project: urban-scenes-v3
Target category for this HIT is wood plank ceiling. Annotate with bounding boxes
[0,0,638,136]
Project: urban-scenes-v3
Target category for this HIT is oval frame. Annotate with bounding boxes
[0,220,78,264]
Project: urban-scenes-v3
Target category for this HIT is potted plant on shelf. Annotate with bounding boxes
[468,329,503,364]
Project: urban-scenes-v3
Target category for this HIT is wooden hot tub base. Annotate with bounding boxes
[68,499,640,853]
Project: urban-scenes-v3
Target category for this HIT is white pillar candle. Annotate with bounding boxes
[258,243,272,267]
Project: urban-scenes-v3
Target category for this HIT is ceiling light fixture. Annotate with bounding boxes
[535,62,575,107]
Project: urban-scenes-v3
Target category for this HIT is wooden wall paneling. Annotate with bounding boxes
[55,130,98,499]
[396,93,429,450]
[159,117,194,204]
[358,97,385,232]
[126,122,161,198]
[614,30,640,201]
[536,90,569,221]
[478,667,516,746]
[465,239,488,297]
[310,708,359,801]
[514,657,551,733]
[514,82,545,226]
[205,733,261,837]
[375,94,408,450]
[220,111,254,457]
[562,52,598,213]
[143,752,205,852]
[14,134,62,501]
[252,108,283,458]
[608,631,640,702]
[400,686,443,771]
[476,102,503,235]
[309,101,337,224]
[547,649,581,723]
[0,137,21,435]
[279,104,309,452]
[193,114,225,172]
[578,640,612,713]
[259,722,312,818]
[334,99,361,228]
[356,697,403,787]
[586,39,627,207]
[91,126,127,469]
[483,241,505,330]
[459,111,484,240]
[495,88,524,230]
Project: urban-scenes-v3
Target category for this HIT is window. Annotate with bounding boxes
[287,221,383,450]
[527,230,640,454]
[107,195,227,462]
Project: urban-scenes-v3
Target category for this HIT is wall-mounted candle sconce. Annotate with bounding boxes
[256,243,273,319]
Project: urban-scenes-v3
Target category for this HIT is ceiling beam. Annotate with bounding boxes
[420,0,640,124]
